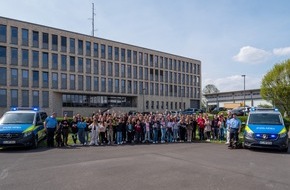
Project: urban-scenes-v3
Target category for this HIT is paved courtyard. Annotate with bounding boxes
[0,142,289,190]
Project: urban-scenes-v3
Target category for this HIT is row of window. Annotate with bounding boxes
[0,24,200,74]
[0,89,48,108]
[0,67,200,98]
[0,46,200,85]
[62,94,186,110]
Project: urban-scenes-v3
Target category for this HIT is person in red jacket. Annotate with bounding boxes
[197,113,205,140]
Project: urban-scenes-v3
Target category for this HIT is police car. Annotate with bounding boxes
[243,108,289,152]
[0,107,47,148]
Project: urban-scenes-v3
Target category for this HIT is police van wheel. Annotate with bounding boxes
[32,135,38,149]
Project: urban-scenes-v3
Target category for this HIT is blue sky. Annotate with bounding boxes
[1,0,290,92]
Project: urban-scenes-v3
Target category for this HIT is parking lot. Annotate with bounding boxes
[0,142,289,190]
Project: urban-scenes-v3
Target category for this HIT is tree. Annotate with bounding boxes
[202,84,220,111]
[202,84,220,94]
[261,59,290,115]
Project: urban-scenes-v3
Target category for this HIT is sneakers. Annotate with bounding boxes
[225,142,229,145]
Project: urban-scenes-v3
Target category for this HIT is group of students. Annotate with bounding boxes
[44,110,241,148]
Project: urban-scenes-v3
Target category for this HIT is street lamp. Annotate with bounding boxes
[241,75,246,116]
[143,88,146,113]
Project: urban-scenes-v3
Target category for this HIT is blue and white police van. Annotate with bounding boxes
[0,107,47,148]
[243,108,289,152]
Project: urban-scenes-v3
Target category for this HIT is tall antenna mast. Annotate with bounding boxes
[92,3,96,36]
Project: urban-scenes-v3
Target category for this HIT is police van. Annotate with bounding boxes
[0,107,47,148]
[243,108,289,152]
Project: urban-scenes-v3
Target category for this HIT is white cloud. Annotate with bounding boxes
[233,46,271,64]
[273,47,290,56]
[203,75,261,92]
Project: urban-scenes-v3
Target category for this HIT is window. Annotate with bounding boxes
[121,64,126,77]
[144,53,148,66]
[22,29,29,46]
[115,79,119,93]
[93,43,98,57]
[42,32,49,49]
[127,49,131,63]
[121,48,125,62]
[70,38,75,53]
[86,41,91,56]
[114,47,119,61]
[21,49,28,66]
[151,101,154,109]
[0,46,6,65]
[108,78,113,92]
[32,71,39,87]
[11,68,18,86]
[52,72,58,89]
[32,91,39,107]
[61,73,67,89]
[42,72,49,88]
[149,54,153,66]
[160,56,163,68]
[101,44,106,58]
[127,80,132,94]
[101,61,106,75]
[31,31,39,48]
[11,26,18,45]
[133,81,138,94]
[70,56,75,72]
[61,55,67,71]
[78,40,83,55]
[108,46,112,60]
[42,91,49,108]
[133,51,137,64]
[150,83,154,95]
[0,67,7,86]
[154,55,158,67]
[52,34,58,51]
[78,58,83,73]
[139,67,143,79]
[93,59,99,74]
[10,89,18,107]
[0,25,7,43]
[101,77,106,92]
[155,70,159,82]
[70,74,75,90]
[22,69,29,87]
[86,76,91,91]
[160,84,164,96]
[0,89,7,107]
[164,57,168,69]
[139,81,143,95]
[139,52,143,65]
[32,51,39,68]
[11,47,18,65]
[42,52,48,69]
[86,59,91,74]
[133,66,137,79]
[21,90,29,107]
[108,62,113,76]
[121,80,126,93]
[127,65,131,78]
[145,68,148,80]
[115,63,119,77]
[93,77,99,91]
[78,75,83,90]
[155,83,159,95]
[61,36,67,52]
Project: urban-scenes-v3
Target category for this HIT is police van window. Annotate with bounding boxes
[0,113,34,124]
[40,112,48,121]
[35,114,40,124]
[249,114,281,125]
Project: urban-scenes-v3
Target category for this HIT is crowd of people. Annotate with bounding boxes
[43,111,242,148]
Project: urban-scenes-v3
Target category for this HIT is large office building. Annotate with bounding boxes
[0,17,201,116]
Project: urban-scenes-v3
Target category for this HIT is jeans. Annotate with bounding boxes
[173,128,179,141]
[198,128,204,140]
[161,128,166,142]
[78,128,85,144]
[167,128,173,142]
[116,131,122,144]
[219,128,224,141]
[153,128,158,143]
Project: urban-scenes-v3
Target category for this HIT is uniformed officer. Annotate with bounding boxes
[228,113,241,148]
[44,112,58,148]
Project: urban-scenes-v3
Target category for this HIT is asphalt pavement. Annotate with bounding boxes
[0,142,289,190]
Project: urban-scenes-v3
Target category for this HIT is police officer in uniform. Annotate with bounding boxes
[44,112,58,148]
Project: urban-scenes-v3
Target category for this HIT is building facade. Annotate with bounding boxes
[0,17,201,116]
[204,89,272,109]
